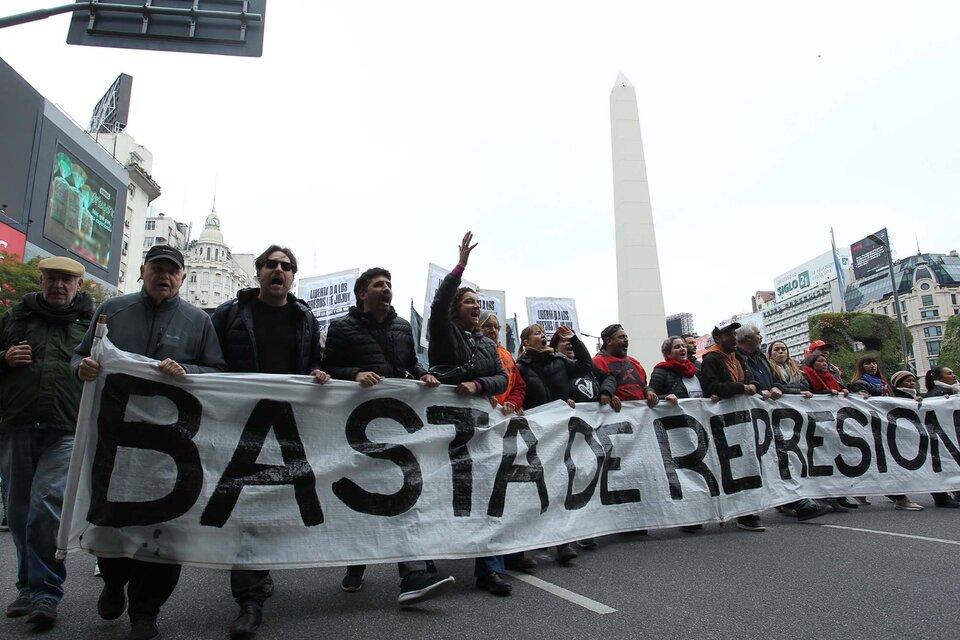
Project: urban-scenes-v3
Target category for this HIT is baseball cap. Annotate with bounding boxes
[711,320,741,338]
[144,245,184,269]
[37,256,84,277]
[808,339,832,351]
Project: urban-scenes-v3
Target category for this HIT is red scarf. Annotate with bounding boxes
[655,358,697,378]
[803,365,841,392]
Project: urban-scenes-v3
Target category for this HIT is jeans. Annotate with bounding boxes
[230,569,274,605]
[97,557,181,621]
[346,561,427,580]
[474,556,505,577]
[0,429,73,603]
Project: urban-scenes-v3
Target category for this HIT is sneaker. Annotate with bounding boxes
[795,500,830,522]
[577,538,598,550]
[504,554,537,574]
[97,581,126,620]
[5,592,32,618]
[836,497,859,509]
[476,573,512,596]
[397,572,455,606]
[0,520,9,532]
[855,496,871,505]
[825,498,849,513]
[340,572,363,592]
[26,599,57,628]
[775,504,797,517]
[229,601,262,640]
[736,515,766,532]
[129,617,160,640]
[555,544,578,564]
[894,498,924,511]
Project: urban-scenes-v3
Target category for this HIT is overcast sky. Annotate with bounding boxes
[2,1,958,338]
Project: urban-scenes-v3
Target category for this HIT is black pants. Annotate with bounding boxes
[346,561,425,579]
[97,557,180,621]
[230,570,274,606]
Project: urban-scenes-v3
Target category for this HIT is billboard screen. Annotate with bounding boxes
[849,229,890,280]
[43,143,118,269]
[774,249,852,303]
[0,222,27,261]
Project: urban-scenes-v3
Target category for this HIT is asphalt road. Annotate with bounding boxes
[2,497,959,640]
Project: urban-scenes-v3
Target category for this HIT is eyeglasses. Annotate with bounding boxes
[264,259,295,272]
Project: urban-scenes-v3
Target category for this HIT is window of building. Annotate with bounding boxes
[953,294,958,305]
[921,294,935,307]
[189,273,197,283]
[206,247,211,260]
[143,237,153,247]
[200,272,211,285]
[128,183,136,197]
[122,241,128,255]
[142,251,148,261]
[921,309,940,319]
[930,358,939,369]
[920,282,931,291]
[924,326,943,337]
[119,269,125,282]
[146,220,156,230]
[927,340,942,356]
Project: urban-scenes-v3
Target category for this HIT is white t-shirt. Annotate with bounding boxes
[682,375,703,398]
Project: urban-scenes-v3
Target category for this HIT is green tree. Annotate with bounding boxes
[808,312,912,380]
[0,252,108,317]
[938,315,960,373]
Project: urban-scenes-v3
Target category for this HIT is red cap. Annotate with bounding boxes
[808,339,832,351]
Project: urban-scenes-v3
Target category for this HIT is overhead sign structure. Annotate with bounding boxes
[89,73,133,134]
[65,1,266,57]
[850,228,891,280]
[774,249,852,303]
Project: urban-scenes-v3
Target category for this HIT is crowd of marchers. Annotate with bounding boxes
[2,231,959,640]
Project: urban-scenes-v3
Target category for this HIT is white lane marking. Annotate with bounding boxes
[811,523,960,546]
[505,571,617,614]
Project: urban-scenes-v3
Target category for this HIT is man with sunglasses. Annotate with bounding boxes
[211,244,329,640]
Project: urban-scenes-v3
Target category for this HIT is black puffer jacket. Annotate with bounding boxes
[323,306,427,381]
[426,270,506,395]
[648,365,702,399]
[700,349,757,399]
[517,335,594,409]
[211,288,323,374]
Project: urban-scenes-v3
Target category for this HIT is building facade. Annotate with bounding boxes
[92,132,161,293]
[183,209,256,311]
[665,312,695,336]
[143,210,190,256]
[848,252,960,381]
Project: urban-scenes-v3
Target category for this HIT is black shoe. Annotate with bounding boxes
[825,498,849,513]
[934,495,960,508]
[340,572,363,592]
[5,592,32,618]
[680,525,703,533]
[229,601,262,639]
[556,544,578,564]
[397,571,455,606]
[736,515,766,532]
[26,599,57,628]
[424,560,438,574]
[504,554,537,574]
[577,538,598,549]
[476,573,512,596]
[796,500,830,522]
[128,617,160,640]
[98,582,126,620]
[836,497,859,509]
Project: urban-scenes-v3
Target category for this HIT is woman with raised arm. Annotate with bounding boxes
[427,232,513,597]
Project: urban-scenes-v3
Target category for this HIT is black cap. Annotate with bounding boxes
[144,244,184,269]
[600,323,623,344]
[711,320,741,338]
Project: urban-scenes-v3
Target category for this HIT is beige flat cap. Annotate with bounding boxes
[38,256,85,277]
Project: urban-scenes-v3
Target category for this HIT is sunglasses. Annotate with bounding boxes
[264,259,295,272]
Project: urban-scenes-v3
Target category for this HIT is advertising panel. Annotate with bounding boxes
[524,297,580,340]
[297,268,358,334]
[42,143,118,270]
[849,229,890,280]
[774,249,852,303]
[0,222,27,261]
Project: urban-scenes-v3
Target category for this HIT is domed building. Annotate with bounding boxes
[183,208,256,311]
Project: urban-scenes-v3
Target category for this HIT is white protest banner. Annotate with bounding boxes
[477,288,507,345]
[525,297,580,340]
[60,339,960,570]
[420,263,476,347]
[298,268,358,334]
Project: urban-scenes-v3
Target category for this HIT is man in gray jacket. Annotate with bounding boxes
[73,245,225,640]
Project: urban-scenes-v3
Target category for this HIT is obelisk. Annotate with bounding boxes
[610,72,667,369]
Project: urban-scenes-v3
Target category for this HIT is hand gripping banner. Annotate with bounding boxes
[59,338,960,569]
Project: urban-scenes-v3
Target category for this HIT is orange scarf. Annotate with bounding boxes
[495,345,519,405]
[704,344,744,382]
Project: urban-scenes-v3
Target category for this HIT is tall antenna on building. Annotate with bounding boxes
[916,233,921,255]
[211,175,218,213]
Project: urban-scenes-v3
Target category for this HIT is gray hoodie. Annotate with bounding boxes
[72,289,226,375]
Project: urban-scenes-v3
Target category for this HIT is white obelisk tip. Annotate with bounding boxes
[614,72,633,88]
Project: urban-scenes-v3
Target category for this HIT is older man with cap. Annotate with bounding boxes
[700,320,769,532]
[0,256,93,629]
[73,245,225,640]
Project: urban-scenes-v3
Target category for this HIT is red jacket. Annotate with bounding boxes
[592,353,649,401]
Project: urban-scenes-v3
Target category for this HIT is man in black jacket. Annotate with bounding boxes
[322,267,454,605]
[211,245,330,640]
